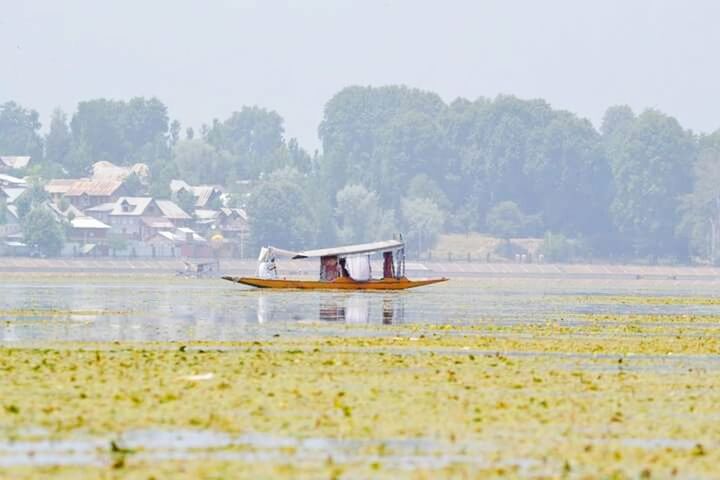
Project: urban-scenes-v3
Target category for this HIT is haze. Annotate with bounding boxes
[2,0,719,150]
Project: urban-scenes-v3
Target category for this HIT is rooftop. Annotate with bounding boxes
[0,173,27,186]
[71,216,111,230]
[45,179,81,195]
[65,179,124,197]
[110,197,154,216]
[155,200,191,220]
[0,156,31,169]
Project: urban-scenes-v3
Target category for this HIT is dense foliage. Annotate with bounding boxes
[1,84,718,261]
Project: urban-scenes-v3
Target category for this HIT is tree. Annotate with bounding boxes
[173,139,233,185]
[0,101,43,161]
[486,201,541,240]
[247,176,318,250]
[206,107,287,179]
[335,184,395,244]
[123,172,145,196]
[679,131,720,262]
[318,85,447,202]
[524,110,612,235]
[169,120,181,147]
[22,207,64,256]
[70,97,170,167]
[607,109,696,258]
[401,197,444,256]
[45,108,73,173]
[406,173,451,211]
[15,181,49,220]
[176,189,197,215]
[442,95,557,230]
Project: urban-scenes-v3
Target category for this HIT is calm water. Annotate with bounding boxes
[2,276,720,343]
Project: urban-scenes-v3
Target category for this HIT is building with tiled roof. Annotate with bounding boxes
[64,179,127,210]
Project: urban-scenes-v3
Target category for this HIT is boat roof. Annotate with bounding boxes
[292,240,404,259]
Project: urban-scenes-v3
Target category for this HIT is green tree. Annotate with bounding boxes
[401,197,444,256]
[170,120,181,147]
[173,139,233,185]
[319,85,447,203]
[524,110,612,235]
[406,173,451,211]
[247,176,318,250]
[15,181,49,220]
[607,109,696,258]
[70,97,170,168]
[22,207,64,256]
[335,184,395,244]
[0,101,43,161]
[486,201,541,240]
[678,131,720,263]
[206,107,287,179]
[45,108,73,173]
[123,172,145,196]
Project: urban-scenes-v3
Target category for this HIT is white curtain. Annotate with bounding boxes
[346,255,371,281]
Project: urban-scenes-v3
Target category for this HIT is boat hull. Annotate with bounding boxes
[221,276,447,291]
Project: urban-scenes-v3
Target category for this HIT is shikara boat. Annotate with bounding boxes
[222,239,447,291]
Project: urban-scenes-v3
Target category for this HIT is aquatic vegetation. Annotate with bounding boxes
[3,276,720,477]
[567,295,720,306]
[2,328,720,478]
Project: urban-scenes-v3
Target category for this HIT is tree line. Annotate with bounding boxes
[1,85,719,262]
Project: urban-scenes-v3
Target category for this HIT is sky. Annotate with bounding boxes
[2,0,719,151]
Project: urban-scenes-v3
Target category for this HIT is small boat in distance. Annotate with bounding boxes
[222,239,447,290]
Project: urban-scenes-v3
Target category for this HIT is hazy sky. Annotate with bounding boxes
[2,0,719,151]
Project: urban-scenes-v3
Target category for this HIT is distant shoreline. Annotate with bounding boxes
[1,257,720,280]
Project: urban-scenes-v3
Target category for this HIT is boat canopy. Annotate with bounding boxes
[258,246,302,262]
[291,240,404,259]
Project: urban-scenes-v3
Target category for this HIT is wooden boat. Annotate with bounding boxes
[222,239,447,291]
[222,275,447,290]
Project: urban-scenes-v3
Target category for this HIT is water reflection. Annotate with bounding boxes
[261,293,405,325]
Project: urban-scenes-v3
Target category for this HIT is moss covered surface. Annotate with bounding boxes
[2,320,720,478]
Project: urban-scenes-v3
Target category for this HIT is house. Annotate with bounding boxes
[64,179,127,210]
[0,203,21,239]
[190,207,250,258]
[147,227,212,258]
[105,197,159,241]
[62,214,112,257]
[84,202,115,226]
[156,200,193,227]
[45,179,79,203]
[217,208,249,237]
[86,197,191,242]
[170,180,223,209]
[192,208,220,234]
[0,156,31,171]
[67,216,111,244]
[0,186,28,211]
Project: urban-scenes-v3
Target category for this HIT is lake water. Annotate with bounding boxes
[2,276,720,343]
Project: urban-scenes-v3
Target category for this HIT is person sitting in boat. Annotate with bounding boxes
[258,256,278,279]
[339,257,350,278]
